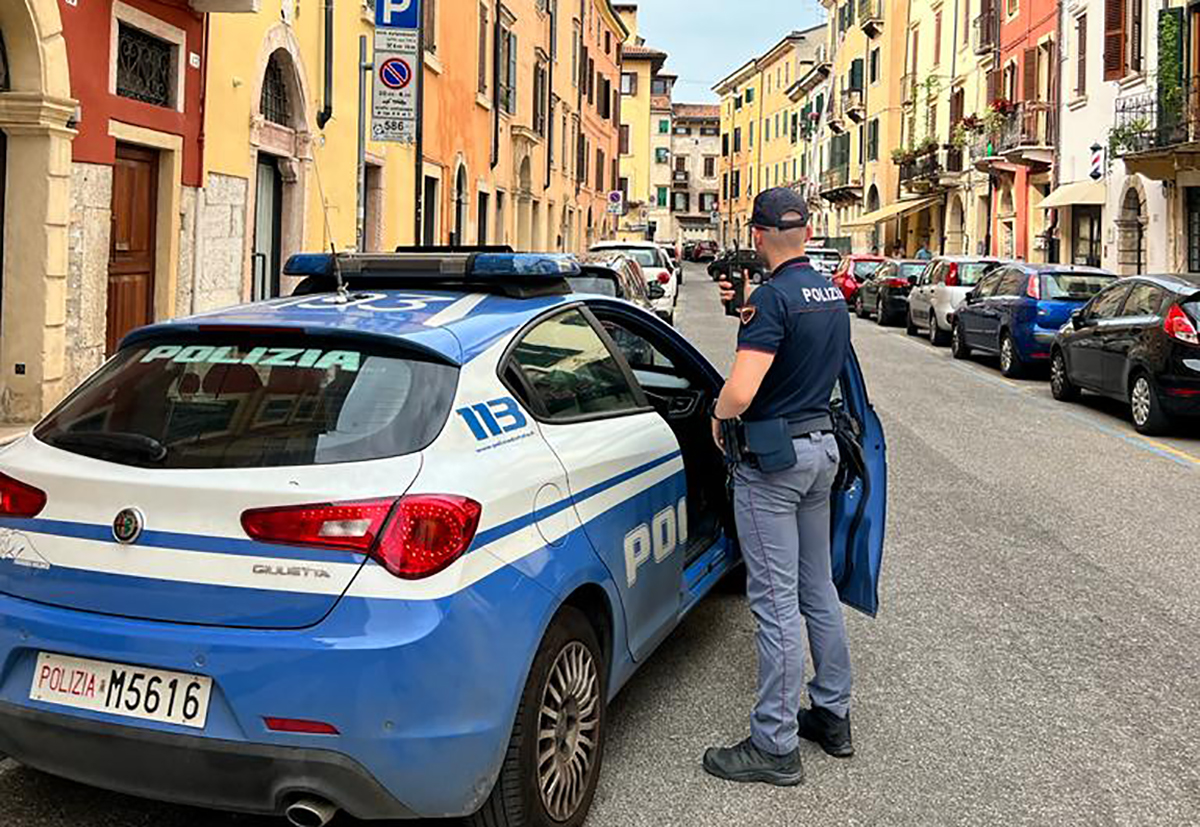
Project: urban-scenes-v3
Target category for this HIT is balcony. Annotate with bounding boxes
[796,53,833,97]
[827,108,847,135]
[820,165,863,203]
[842,88,866,123]
[1112,78,1200,180]
[901,74,918,108]
[941,146,966,184]
[672,169,690,187]
[973,10,997,58]
[858,0,884,38]
[998,101,1056,167]
[899,153,943,193]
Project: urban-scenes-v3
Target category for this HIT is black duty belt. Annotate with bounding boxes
[788,415,833,438]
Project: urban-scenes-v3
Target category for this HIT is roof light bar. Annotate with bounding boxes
[283,252,581,279]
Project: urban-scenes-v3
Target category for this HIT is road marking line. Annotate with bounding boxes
[1135,436,1200,467]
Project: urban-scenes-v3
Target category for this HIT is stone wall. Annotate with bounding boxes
[196,173,249,313]
[176,186,199,317]
[65,162,112,394]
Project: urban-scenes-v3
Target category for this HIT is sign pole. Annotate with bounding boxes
[414,19,425,246]
[358,35,369,251]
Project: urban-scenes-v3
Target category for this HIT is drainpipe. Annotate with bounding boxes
[191,12,211,316]
[1049,0,1065,264]
[491,0,501,169]
[545,4,554,194]
[317,0,334,129]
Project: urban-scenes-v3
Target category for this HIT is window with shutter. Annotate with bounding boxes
[987,68,1001,103]
[934,12,942,66]
[850,58,864,90]
[1022,47,1037,100]
[1104,0,1126,80]
[1130,0,1143,73]
[1077,15,1087,96]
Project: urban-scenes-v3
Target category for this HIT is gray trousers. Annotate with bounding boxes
[733,432,852,756]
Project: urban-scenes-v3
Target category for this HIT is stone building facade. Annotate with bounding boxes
[669,103,720,242]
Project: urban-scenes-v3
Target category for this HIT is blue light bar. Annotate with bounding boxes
[283,253,334,276]
[470,254,581,277]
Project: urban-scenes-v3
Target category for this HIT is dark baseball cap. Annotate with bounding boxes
[750,187,809,230]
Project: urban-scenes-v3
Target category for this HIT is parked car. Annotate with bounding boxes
[591,241,678,323]
[807,247,843,276]
[693,240,719,262]
[658,242,682,284]
[707,248,766,284]
[573,252,664,313]
[907,255,1004,345]
[950,263,1117,377]
[1050,274,1200,434]
[856,259,928,325]
[0,251,888,826]
[682,241,698,261]
[831,255,886,305]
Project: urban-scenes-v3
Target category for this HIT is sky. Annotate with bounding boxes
[631,0,828,104]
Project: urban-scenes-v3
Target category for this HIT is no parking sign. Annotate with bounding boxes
[372,29,418,143]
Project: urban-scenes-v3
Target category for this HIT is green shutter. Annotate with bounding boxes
[508,32,518,113]
[850,58,864,91]
[657,187,668,207]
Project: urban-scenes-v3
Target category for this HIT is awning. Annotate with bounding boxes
[841,197,940,231]
[1037,180,1106,210]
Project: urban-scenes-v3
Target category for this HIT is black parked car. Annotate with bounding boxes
[573,252,665,313]
[707,248,766,283]
[856,259,928,326]
[1051,274,1200,434]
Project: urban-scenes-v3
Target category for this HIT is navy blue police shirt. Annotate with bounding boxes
[736,256,850,423]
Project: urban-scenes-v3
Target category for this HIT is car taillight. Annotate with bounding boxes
[657,271,670,285]
[1026,275,1041,299]
[1164,304,1200,345]
[885,278,909,289]
[264,717,340,735]
[0,472,47,518]
[242,495,482,580]
[944,263,960,288]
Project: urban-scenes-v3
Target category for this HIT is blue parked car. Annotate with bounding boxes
[950,263,1117,377]
[0,252,887,827]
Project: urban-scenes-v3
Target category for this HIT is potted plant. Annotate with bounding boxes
[917,136,939,157]
[891,146,916,165]
[991,97,1017,117]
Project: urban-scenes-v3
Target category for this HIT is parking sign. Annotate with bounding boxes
[372,29,419,142]
[606,190,624,215]
[376,0,421,29]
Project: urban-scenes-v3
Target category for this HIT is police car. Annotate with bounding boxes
[0,253,886,826]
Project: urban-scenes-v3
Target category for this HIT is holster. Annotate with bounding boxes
[742,418,799,473]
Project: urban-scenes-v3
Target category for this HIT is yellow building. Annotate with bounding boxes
[715,60,759,245]
[615,5,668,241]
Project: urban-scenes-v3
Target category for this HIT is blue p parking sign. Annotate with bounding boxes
[376,0,421,29]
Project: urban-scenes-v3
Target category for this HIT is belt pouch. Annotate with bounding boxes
[743,418,798,473]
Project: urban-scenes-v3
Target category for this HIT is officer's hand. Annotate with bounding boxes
[711,416,724,450]
[718,280,735,303]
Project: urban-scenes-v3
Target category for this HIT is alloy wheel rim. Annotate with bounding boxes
[953,325,961,352]
[537,641,600,822]
[1132,378,1152,426]
[929,316,937,342]
[1052,356,1065,393]
[1001,338,1013,371]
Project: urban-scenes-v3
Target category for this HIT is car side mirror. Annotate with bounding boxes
[647,282,666,300]
[1071,311,1092,330]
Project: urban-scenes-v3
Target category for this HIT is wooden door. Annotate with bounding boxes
[0,131,6,325]
[107,144,158,354]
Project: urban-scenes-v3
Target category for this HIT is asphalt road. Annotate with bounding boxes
[4,261,1200,826]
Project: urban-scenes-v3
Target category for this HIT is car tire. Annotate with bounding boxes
[1050,350,1080,402]
[470,606,607,827]
[855,295,867,319]
[929,313,950,346]
[906,309,919,336]
[951,321,971,360]
[999,332,1023,378]
[1130,372,1172,435]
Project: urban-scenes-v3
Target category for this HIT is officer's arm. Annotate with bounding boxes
[714,350,775,419]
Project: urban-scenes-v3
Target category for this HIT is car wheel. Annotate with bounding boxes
[1130,373,1172,435]
[951,321,971,360]
[906,308,919,336]
[929,313,950,346]
[855,295,866,319]
[470,607,607,827]
[999,332,1023,378]
[1050,350,1079,402]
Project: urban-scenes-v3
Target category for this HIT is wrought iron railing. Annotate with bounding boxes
[672,169,690,185]
[1112,77,1200,155]
[997,100,1056,152]
[945,146,965,173]
[841,88,864,113]
[116,24,173,108]
[821,165,859,192]
[973,10,998,56]
[858,0,883,22]
[899,153,942,185]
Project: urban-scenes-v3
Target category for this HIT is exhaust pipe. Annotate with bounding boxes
[284,797,339,827]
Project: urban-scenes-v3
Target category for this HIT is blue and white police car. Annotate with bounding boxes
[0,252,886,827]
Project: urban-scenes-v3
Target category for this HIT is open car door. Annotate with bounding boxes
[828,345,888,616]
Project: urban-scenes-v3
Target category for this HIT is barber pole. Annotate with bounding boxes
[1089,143,1105,181]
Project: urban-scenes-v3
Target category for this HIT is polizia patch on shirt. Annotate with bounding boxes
[140,345,362,373]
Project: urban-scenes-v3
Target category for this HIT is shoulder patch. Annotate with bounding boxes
[739,306,757,325]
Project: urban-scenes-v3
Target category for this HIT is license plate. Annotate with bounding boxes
[30,652,212,729]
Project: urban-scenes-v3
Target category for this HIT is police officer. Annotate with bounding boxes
[703,187,854,786]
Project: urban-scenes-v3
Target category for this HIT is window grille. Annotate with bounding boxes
[261,54,292,126]
[116,24,173,108]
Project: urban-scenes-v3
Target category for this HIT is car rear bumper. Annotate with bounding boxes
[1156,374,1200,416]
[0,701,417,819]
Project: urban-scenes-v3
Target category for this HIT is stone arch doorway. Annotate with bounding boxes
[945,193,966,254]
[452,163,468,246]
[250,32,312,299]
[1117,183,1147,275]
[516,156,533,250]
[0,0,75,421]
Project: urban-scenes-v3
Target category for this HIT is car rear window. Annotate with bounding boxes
[957,262,997,287]
[34,335,458,469]
[1043,272,1116,300]
[853,261,882,277]
[900,263,926,279]
[568,274,620,297]
[601,248,658,268]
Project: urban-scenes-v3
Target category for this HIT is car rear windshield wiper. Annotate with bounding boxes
[42,431,169,464]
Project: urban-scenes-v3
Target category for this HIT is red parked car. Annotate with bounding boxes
[831,255,887,305]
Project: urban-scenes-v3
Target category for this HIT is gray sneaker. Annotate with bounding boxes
[702,737,804,786]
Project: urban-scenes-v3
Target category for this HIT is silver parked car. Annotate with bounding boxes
[907,256,1004,345]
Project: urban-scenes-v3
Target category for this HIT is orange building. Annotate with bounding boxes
[421,0,626,252]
